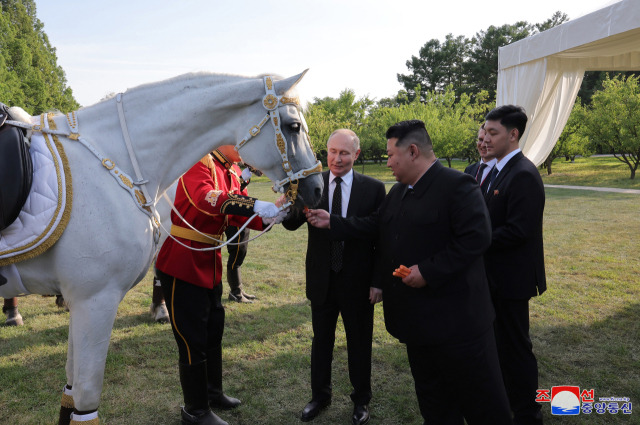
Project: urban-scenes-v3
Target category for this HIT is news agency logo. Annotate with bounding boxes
[550,386,581,415]
[536,386,633,415]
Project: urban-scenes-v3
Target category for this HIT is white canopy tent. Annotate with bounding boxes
[496,0,640,166]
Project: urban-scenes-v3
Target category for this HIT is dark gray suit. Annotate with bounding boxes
[283,170,385,405]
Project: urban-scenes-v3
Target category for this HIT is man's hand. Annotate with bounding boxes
[402,265,427,288]
[369,287,382,304]
[254,200,279,218]
[305,209,331,228]
[274,194,289,208]
[262,209,289,225]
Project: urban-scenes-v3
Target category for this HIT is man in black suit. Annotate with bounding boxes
[482,105,546,425]
[307,120,512,425]
[464,124,496,191]
[283,129,386,425]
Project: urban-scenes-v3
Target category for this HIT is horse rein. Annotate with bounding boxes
[236,75,322,204]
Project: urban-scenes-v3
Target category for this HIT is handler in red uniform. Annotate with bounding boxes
[156,145,283,425]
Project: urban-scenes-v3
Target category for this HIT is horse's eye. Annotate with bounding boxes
[290,123,301,132]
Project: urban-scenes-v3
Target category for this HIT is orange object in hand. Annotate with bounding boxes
[303,206,309,213]
[393,265,411,278]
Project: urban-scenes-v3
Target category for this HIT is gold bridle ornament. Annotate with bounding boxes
[236,75,322,203]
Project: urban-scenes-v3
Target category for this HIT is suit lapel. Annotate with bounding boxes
[320,171,330,211]
[484,152,523,200]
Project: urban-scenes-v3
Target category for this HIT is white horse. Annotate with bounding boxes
[0,71,322,424]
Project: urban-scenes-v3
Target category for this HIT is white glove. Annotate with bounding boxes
[262,209,290,225]
[254,200,280,218]
[241,167,252,182]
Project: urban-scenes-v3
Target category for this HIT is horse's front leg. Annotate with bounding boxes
[58,313,76,425]
[58,290,121,425]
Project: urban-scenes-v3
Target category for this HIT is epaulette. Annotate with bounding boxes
[211,149,233,170]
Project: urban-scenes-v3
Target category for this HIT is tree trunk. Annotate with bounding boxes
[544,156,553,175]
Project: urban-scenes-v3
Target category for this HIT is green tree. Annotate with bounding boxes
[397,13,567,105]
[304,89,373,163]
[542,101,591,175]
[397,34,471,101]
[0,0,79,114]
[580,74,640,179]
[465,21,533,101]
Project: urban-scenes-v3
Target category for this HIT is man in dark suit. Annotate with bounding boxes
[283,129,386,425]
[464,124,496,192]
[306,120,512,425]
[482,105,546,425]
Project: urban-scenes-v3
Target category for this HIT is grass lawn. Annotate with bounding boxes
[1,157,638,424]
[257,155,640,189]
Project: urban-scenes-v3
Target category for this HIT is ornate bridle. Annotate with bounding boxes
[236,76,322,203]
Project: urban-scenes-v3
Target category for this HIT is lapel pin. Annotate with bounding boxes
[493,190,499,196]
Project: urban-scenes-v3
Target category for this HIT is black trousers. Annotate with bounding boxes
[493,297,543,425]
[406,328,512,425]
[310,270,374,405]
[157,270,225,365]
[225,225,249,271]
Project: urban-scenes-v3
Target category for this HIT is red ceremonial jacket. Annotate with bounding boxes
[156,153,263,289]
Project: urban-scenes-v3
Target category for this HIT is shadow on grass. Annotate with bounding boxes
[3,301,638,424]
[534,302,640,424]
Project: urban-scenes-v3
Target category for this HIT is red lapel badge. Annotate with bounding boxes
[493,190,499,196]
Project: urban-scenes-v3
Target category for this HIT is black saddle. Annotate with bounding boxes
[0,103,33,231]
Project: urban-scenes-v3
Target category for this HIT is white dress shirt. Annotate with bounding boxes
[329,169,353,217]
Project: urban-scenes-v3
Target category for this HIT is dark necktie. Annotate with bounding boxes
[485,166,499,193]
[476,163,487,183]
[330,177,343,272]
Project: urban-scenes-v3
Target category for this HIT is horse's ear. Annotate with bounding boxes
[274,69,309,95]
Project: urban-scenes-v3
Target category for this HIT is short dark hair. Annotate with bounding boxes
[485,105,527,140]
[385,120,432,150]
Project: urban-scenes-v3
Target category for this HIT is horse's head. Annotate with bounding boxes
[235,70,323,208]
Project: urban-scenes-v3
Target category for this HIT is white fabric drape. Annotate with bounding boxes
[496,0,640,166]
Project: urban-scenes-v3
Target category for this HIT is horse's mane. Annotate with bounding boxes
[123,71,286,97]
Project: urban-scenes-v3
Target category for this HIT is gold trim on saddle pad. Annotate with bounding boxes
[170,225,222,246]
[0,113,73,266]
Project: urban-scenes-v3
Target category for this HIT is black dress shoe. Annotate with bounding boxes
[301,399,331,422]
[352,404,370,425]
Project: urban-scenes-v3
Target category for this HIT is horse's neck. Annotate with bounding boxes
[76,74,262,200]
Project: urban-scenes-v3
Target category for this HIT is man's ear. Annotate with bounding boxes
[410,144,418,157]
[509,128,520,143]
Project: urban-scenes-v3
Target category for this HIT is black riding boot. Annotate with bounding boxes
[207,346,241,410]
[227,267,255,303]
[179,361,228,425]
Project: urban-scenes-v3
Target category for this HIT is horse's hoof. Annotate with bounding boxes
[150,302,169,324]
[4,307,23,326]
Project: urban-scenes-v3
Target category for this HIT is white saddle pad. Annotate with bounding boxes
[0,114,71,265]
